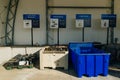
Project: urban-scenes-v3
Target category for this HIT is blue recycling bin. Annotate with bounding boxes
[69,42,110,78]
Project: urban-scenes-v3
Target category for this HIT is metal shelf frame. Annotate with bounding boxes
[5,0,19,46]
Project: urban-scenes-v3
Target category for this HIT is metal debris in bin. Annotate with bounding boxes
[3,54,35,70]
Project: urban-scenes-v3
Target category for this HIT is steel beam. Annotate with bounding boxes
[5,0,19,46]
[48,6,111,9]
[110,0,115,44]
[46,0,49,45]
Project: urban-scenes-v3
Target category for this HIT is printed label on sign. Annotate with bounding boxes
[23,20,32,28]
[19,61,26,65]
[101,20,109,28]
[59,19,66,28]
[76,20,84,28]
[50,19,59,28]
[32,20,40,28]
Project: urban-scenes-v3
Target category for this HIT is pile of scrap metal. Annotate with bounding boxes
[44,46,68,51]
[3,54,35,70]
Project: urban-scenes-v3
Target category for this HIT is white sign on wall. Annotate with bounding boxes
[101,20,109,28]
[50,15,66,29]
[76,20,84,28]
[23,20,32,28]
[75,14,91,28]
[50,19,59,28]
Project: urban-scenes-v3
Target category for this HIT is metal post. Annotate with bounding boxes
[57,27,59,46]
[107,28,109,45]
[46,0,49,45]
[82,28,84,42]
[31,28,33,46]
[110,0,114,44]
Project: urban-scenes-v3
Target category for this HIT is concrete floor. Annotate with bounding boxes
[0,65,120,80]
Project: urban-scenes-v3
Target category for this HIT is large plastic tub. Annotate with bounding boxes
[69,42,93,49]
[69,42,110,78]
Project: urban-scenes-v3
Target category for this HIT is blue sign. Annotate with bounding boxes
[76,14,91,27]
[50,14,66,28]
[23,14,40,28]
[101,14,116,27]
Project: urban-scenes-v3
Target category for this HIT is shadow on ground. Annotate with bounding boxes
[109,68,120,78]
[55,67,77,77]
[109,69,120,78]
[109,63,120,78]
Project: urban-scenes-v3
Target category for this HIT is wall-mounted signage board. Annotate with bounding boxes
[76,14,91,28]
[101,14,116,28]
[50,14,66,28]
[23,14,40,28]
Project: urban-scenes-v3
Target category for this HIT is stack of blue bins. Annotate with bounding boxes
[69,42,110,78]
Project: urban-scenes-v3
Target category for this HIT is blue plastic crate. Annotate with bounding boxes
[69,42,93,49]
[76,54,110,77]
[69,42,110,78]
